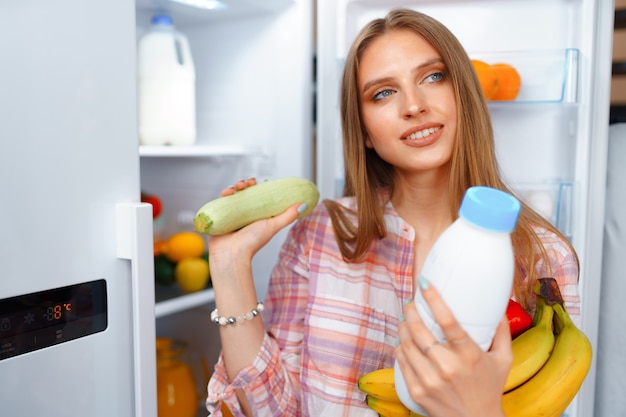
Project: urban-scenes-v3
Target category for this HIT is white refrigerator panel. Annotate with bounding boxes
[316,1,614,416]
[0,1,156,416]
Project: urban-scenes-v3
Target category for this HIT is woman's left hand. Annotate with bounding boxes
[395,280,513,417]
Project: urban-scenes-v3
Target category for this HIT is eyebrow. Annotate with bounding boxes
[360,57,445,95]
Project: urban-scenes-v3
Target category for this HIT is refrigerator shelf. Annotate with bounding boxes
[139,145,263,158]
[155,285,215,318]
[471,49,580,104]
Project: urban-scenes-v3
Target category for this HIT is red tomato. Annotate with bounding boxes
[506,299,533,338]
[141,193,163,219]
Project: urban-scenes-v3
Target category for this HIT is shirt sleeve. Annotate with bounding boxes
[532,227,581,327]
[206,214,314,416]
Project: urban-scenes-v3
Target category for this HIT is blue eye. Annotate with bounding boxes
[426,72,446,83]
[373,89,395,101]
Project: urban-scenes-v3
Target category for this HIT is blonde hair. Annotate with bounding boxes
[324,8,579,309]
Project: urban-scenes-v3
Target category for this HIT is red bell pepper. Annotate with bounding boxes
[141,192,163,219]
[506,298,533,338]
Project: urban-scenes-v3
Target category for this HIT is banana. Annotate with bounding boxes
[365,395,425,417]
[503,296,555,392]
[502,302,592,417]
[358,367,401,402]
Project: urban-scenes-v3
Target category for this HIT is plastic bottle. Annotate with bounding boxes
[156,338,198,417]
[394,186,521,415]
[138,15,196,146]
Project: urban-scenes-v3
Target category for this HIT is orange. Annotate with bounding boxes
[491,63,521,101]
[471,59,498,100]
[164,231,206,262]
[154,239,167,256]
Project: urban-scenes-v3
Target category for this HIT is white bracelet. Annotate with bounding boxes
[210,302,264,326]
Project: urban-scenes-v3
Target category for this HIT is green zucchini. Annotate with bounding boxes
[193,177,320,236]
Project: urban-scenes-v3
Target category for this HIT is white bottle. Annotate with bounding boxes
[138,15,196,146]
[394,186,521,415]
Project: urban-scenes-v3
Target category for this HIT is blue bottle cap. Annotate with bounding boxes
[459,186,521,232]
[151,15,173,25]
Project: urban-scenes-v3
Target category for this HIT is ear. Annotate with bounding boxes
[365,136,374,149]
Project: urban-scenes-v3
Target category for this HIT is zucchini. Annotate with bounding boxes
[193,177,320,236]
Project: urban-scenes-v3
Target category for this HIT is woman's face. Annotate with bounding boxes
[358,29,457,178]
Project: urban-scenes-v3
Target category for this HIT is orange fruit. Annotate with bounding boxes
[153,240,167,256]
[491,63,521,101]
[164,231,206,263]
[471,59,498,100]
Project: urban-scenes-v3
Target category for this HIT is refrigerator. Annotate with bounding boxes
[0,0,313,416]
[0,1,614,417]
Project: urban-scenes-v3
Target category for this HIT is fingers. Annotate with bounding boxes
[266,202,304,231]
[401,302,440,355]
[489,315,513,360]
[416,275,469,346]
[220,178,257,197]
[491,314,512,349]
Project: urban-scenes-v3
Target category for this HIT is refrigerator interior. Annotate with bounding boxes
[316,0,613,416]
[134,0,313,415]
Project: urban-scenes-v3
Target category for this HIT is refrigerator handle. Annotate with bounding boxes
[116,202,157,417]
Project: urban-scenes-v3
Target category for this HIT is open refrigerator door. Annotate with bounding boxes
[315,1,614,416]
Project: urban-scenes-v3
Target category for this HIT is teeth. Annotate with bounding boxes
[406,126,440,140]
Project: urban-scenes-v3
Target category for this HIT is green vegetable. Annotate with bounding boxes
[193,177,320,236]
[154,254,176,285]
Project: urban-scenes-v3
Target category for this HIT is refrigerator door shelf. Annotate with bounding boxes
[513,181,574,241]
[471,49,580,104]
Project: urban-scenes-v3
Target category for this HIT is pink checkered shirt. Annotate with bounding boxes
[206,196,580,416]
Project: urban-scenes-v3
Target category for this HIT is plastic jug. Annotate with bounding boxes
[138,15,196,146]
[156,338,201,417]
[394,186,521,415]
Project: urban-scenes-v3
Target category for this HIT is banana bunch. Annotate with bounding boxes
[501,300,592,416]
[358,280,592,417]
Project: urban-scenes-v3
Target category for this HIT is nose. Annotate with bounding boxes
[403,90,426,119]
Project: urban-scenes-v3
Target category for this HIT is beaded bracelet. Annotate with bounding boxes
[210,302,264,326]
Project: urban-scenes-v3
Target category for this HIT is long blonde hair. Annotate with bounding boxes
[324,8,579,309]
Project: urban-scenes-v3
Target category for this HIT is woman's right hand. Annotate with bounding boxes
[395,279,512,417]
[207,178,305,279]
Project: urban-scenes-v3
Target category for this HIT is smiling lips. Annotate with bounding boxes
[403,125,441,141]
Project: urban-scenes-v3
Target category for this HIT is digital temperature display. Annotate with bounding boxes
[0,279,107,360]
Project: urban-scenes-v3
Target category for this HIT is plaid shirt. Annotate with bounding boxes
[206,196,580,417]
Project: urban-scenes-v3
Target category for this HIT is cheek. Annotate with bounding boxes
[362,108,394,149]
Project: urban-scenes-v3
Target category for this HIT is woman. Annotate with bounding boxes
[205,8,580,417]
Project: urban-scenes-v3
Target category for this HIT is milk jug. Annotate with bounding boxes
[138,15,196,146]
[394,186,521,415]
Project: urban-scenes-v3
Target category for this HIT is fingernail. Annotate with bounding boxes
[418,274,430,290]
[297,203,308,215]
